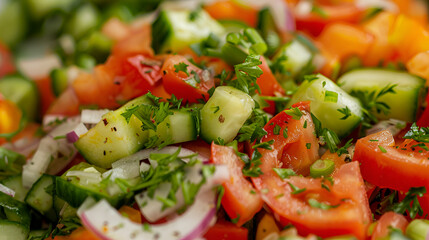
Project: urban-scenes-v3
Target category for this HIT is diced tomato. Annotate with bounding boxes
[102,18,131,42]
[34,76,56,116]
[204,0,258,27]
[362,12,397,66]
[112,24,153,57]
[295,3,364,36]
[252,102,371,239]
[407,51,429,86]
[161,55,214,103]
[178,139,211,160]
[47,87,80,116]
[0,42,15,78]
[257,56,285,114]
[371,212,408,240]
[211,143,263,226]
[354,130,429,193]
[203,220,248,240]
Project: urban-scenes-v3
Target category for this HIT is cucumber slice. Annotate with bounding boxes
[338,69,426,122]
[0,175,28,202]
[0,220,29,240]
[56,162,127,208]
[24,174,57,222]
[200,86,255,143]
[218,19,249,34]
[147,108,198,147]
[288,74,363,138]
[0,0,27,47]
[273,39,313,78]
[0,191,31,227]
[75,95,153,168]
[257,8,281,57]
[152,9,224,53]
[0,74,39,121]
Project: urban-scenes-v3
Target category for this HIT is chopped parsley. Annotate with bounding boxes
[273,168,297,179]
[284,107,303,120]
[308,198,339,210]
[337,106,352,120]
[288,182,306,194]
[403,123,429,143]
[174,62,190,76]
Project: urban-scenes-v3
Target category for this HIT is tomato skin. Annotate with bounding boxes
[162,55,214,103]
[354,130,429,193]
[203,220,248,240]
[204,0,258,27]
[0,42,15,78]
[112,24,153,57]
[371,212,408,240]
[295,4,363,37]
[46,88,80,116]
[210,143,263,226]
[252,102,371,239]
[257,57,285,114]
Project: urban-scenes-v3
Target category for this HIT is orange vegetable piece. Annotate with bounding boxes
[407,51,429,86]
[0,99,22,134]
[204,0,258,27]
[317,23,374,61]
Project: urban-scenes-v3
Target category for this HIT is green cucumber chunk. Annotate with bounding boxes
[152,9,224,53]
[273,39,313,78]
[0,175,28,202]
[218,19,249,34]
[0,191,31,227]
[257,8,281,57]
[0,0,27,47]
[50,68,69,97]
[200,86,255,143]
[56,162,126,208]
[147,108,198,147]
[0,220,29,240]
[0,74,39,121]
[288,74,363,138]
[75,95,153,168]
[338,69,426,122]
[24,174,57,222]
[65,4,100,40]
[25,0,75,20]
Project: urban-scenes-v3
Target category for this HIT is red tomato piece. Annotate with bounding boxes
[257,56,285,114]
[47,87,80,116]
[210,143,263,226]
[0,42,15,78]
[203,220,248,240]
[161,55,214,103]
[354,130,429,193]
[252,102,371,239]
[295,3,364,37]
[371,212,408,240]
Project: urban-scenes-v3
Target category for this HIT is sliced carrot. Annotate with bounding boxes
[204,0,258,27]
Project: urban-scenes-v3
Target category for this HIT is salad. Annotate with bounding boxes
[1,0,429,239]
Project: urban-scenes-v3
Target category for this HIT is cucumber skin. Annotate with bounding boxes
[0,175,29,202]
[0,192,31,228]
[56,162,127,208]
[338,68,427,123]
[24,174,57,222]
[288,74,363,138]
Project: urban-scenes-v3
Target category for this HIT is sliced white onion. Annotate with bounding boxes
[114,146,208,166]
[1,137,41,157]
[81,109,111,124]
[366,119,406,137]
[243,0,294,32]
[66,123,88,143]
[294,0,313,17]
[67,170,102,185]
[104,159,140,181]
[42,115,68,128]
[79,164,228,240]
[0,183,15,197]
[18,54,62,80]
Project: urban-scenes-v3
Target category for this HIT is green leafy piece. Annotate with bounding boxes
[230,54,263,95]
[403,123,429,143]
[288,182,306,194]
[231,214,241,224]
[336,139,353,156]
[378,145,387,153]
[311,5,328,19]
[388,187,426,219]
[0,147,26,177]
[273,168,296,179]
[121,102,172,132]
[308,198,339,210]
[324,91,338,103]
[174,62,189,76]
[337,106,352,120]
[284,107,303,120]
[321,128,341,153]
[238,109,268,142]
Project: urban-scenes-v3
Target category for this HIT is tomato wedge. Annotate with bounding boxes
[203,220,248,240]
[162,55,214,103]
[252,102,371,239]
[371,212,408,240]
[0,42,15,78]
[354,130,429,193]
[257,56,285,114]
[210,143,263,226]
